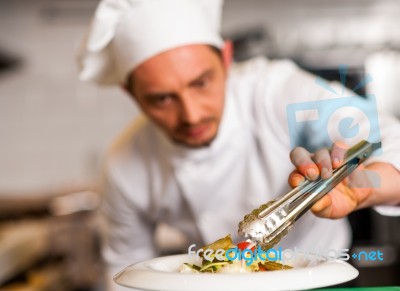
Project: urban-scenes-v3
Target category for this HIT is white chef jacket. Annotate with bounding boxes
[101,57,400,290]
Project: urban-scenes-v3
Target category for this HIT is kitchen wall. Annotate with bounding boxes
[0,0,139,193]
[223,0,400,62]
[0,0,399,195]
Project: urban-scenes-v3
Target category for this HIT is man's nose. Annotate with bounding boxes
[180,94,202,124]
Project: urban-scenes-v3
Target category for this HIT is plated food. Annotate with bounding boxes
[179,234,292,273]
[114,248,359,290]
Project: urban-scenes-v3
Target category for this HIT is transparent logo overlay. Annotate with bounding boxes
[188,244,384,266]
[286,64,381,150]
[285,65,382,188]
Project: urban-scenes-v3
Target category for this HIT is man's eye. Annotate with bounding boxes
[193,78,209,89]
[149,95,173,106]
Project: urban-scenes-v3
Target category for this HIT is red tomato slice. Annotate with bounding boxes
[258,265,267,272]
[237,241,255,251]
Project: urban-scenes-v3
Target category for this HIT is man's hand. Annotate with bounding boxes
[288,141,374,219]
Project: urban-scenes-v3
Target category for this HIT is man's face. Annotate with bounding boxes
[128,44,227,148]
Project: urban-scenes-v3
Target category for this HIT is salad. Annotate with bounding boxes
[179,235,292,273]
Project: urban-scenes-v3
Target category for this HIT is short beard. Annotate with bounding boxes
[171,132,218,149]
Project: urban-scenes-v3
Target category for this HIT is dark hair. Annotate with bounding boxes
[125,45,222,94]
[209,45,222,60]
[126,69,135,95]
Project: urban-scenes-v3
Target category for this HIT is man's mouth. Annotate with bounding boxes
[180,123,212,139]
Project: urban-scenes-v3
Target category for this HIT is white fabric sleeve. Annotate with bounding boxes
[374,205,400,217]
[100,170,157,291]
[366,111,400,217]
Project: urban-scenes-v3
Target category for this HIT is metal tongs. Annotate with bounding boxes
[238,140,381,249]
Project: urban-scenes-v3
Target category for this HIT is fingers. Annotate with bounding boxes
[288,141,368,219]
[290,147,319,181]
[311,195,332,218]
[311,183,361,218]
[289,141,350,187]
[313,148,333,179]
[288,170,305,188]
[330,141,348,169]
[289,147,333,181]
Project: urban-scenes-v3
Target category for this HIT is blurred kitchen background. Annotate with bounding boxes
[0,0,400,290]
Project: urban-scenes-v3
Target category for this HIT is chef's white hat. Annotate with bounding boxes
[77,0,224,85]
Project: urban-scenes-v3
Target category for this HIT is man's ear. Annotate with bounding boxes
[121,84,134,98]
[221,40,233,70]
[121,72,134,97]
[121,84,129,93]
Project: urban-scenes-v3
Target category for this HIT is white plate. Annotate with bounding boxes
[114,253,358,291]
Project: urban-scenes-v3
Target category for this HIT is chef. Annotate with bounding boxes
[77,0,400,289]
